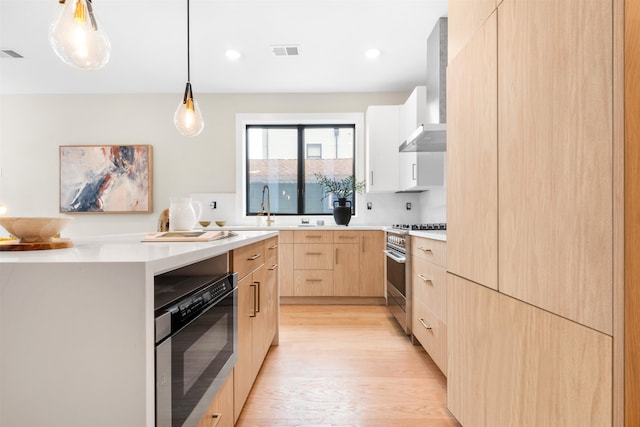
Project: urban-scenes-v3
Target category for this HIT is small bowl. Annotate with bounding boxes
[198,220,212,228]
[215,220,226,227]
[0,217,72,243]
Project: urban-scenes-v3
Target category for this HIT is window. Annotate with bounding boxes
[246,124,355,215]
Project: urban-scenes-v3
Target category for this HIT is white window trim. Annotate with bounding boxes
[235,112,365,225]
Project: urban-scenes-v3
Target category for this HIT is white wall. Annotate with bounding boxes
[0,91,440,237]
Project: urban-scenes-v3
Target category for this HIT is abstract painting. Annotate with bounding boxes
[60,145,152,213]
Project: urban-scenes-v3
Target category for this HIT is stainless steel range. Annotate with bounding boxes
[384,223,446,334]
[384,227,411,334]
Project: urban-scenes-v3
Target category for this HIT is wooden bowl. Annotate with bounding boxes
[0,217,72,243]
[215,220,226,227]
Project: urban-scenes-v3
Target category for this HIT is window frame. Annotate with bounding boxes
[244,123,357,216]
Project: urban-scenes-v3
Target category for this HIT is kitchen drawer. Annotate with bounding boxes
[293,243,333,270]
[232,240,265,279]
[412,301,447,375]
[412,257,447,320]
[264,236,278,264]
[294,230,334,244]
[293,270,334,296]
[411,236,446,268]
[333,230,360,243]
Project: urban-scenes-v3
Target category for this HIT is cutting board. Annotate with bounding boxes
[0,238,74,251]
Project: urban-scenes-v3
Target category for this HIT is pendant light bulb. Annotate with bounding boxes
[174,83,204,137]
[49,0,111,70]
[0,204,7,215]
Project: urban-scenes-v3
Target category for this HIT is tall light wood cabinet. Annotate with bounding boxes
[497,0,613,335]
[448,0,498,62]
[446,10,498,290]
[446,0,622,424]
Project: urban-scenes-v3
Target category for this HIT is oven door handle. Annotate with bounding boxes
[383,250,406,264]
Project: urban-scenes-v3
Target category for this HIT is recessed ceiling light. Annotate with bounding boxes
[225,49,241,60]
[365,48,381,59]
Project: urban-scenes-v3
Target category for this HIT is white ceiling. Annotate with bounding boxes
[0,0,448,95]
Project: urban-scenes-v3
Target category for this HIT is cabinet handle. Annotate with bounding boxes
[210,413,222,427]
[306,252,322,255]
[418,274,432,283]
[250,283,257,317]
[255,281,261,313]
[247,253,262,261]
[419,318,432,330]
[412,163,416,180]
[306,279,323,282]
[338,235,356,239]
[335,248,338,264]
[361,236,365,253]
[306,235,322,239]
[268,244,278,250]
[418,247,432,253]
[269,263,278,271]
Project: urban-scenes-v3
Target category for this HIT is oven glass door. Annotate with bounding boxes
[385,250,406,296]
[156,289,237,427]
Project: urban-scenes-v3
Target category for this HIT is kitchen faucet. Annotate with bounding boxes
[259,184,275,226]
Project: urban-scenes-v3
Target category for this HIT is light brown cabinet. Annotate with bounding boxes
[446,0,621,424]
[280,230,384,298]
[359,231,385,297]
[446,10,498,291]
[448,274,612,427]
[196,373,233,427]
[497,0,613,335]
[231,239,278,422]
[411,236,447,374]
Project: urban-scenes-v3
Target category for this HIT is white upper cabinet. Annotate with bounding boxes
[399,151,446,191]
[399,86,427,144]
[365,105,401,193]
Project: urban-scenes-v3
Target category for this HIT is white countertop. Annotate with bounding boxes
[208,224,385,231]
[409,230,447,242]
[0,230,278,268]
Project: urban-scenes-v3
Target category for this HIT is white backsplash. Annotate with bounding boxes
[419,188,447,224]
[190,191,443,227]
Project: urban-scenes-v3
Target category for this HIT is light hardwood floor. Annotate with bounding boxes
[236,305,460,427]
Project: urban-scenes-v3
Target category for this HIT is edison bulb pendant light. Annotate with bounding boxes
[49,0,111,70]
[174,82,204,137]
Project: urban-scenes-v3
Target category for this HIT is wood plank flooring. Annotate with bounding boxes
[236,305,461,427]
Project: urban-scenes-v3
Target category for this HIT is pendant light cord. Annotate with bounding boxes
[181,0,192,104]
[186,0,191,83]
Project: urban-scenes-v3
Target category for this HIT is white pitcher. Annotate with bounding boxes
[169,197,201,231]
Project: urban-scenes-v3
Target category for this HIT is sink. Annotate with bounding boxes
[297,224,316,227]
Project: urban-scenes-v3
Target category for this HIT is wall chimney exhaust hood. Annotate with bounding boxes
[399,17,447,153]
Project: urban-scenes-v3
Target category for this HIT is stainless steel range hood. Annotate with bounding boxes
[399,17,447,153]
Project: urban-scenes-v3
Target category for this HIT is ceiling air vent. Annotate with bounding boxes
[271,45,299,57]
[0,49,24,59]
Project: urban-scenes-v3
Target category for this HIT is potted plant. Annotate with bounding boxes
[314,173,365,226]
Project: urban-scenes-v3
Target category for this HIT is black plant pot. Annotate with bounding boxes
[332,198,352,226]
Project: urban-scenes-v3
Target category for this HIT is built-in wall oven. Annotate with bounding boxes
[154,272,238,427]
[384,228,411,335]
